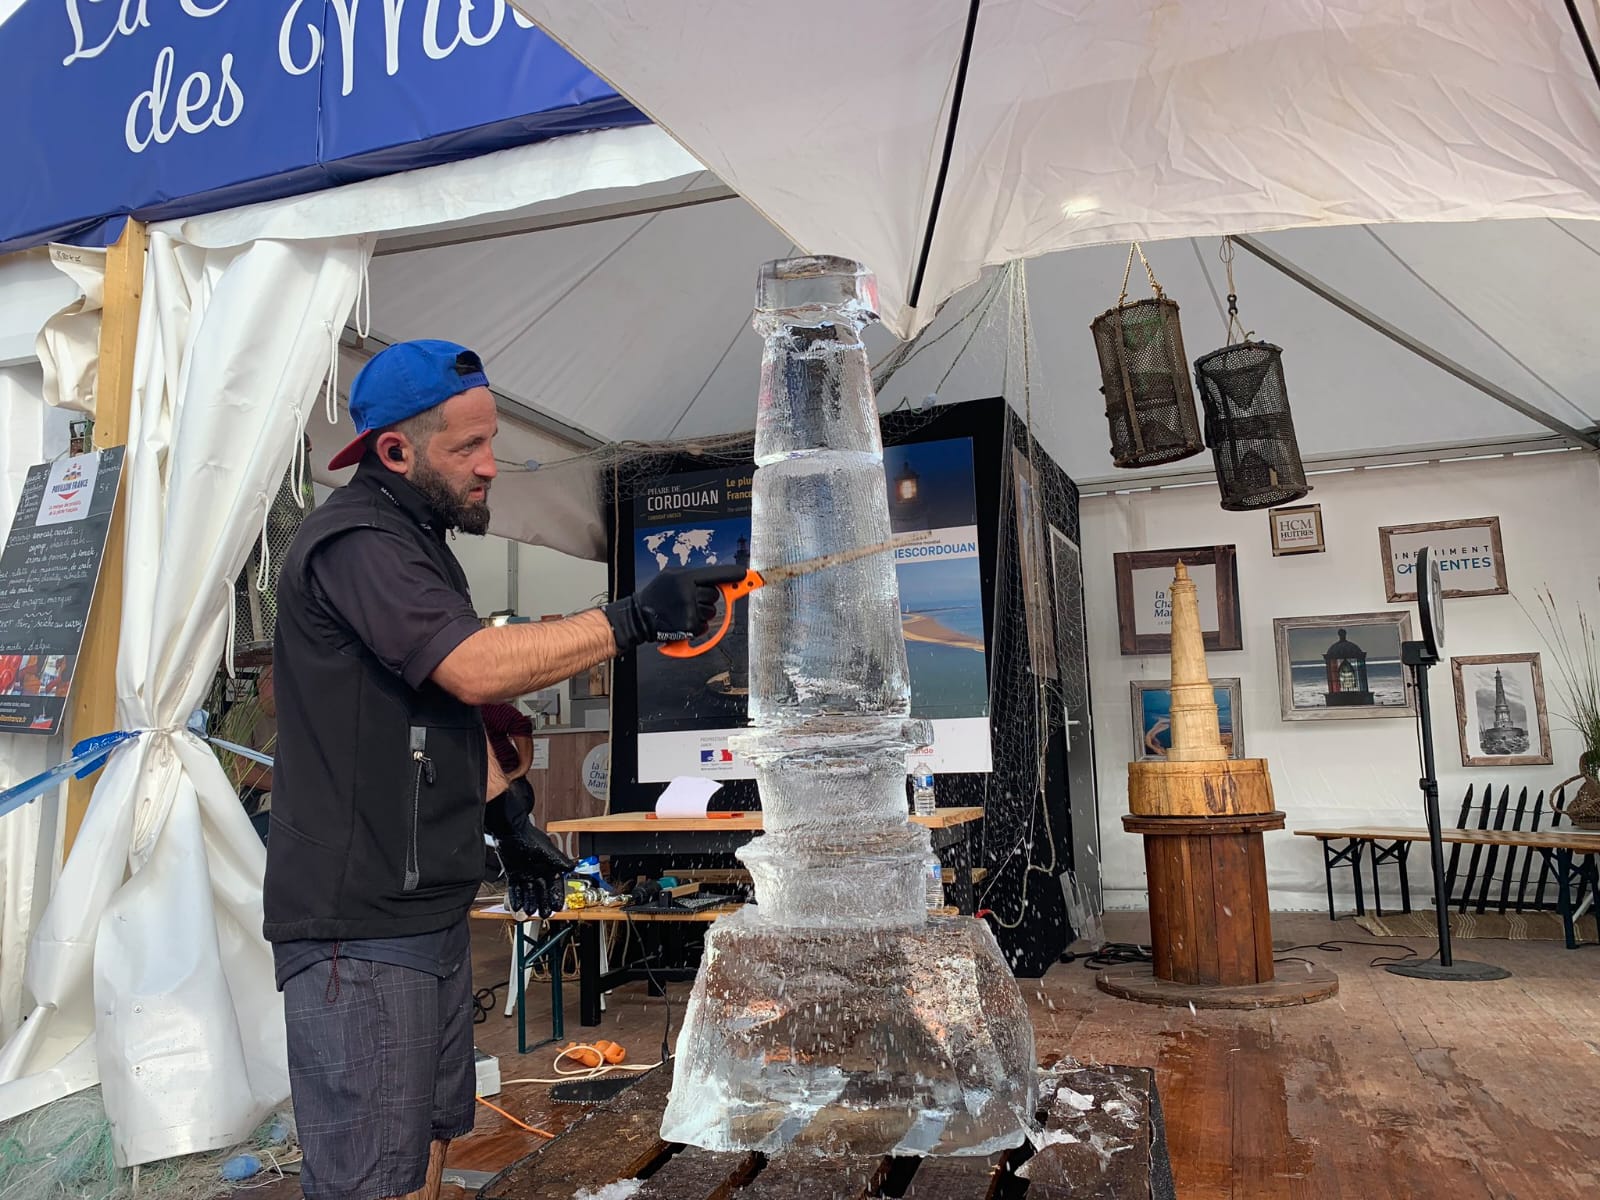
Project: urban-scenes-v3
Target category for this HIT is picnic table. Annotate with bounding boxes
[1295,824,1600,948]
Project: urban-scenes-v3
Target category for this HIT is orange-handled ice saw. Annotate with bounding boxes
[659,534,915,659]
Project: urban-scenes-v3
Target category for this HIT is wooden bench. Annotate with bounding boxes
[1295,819,1600,948]
[1439,783,1594,922]
[471,906,573,1054]
[477,1061,1175,1199]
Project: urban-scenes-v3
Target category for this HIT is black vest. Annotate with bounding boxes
[263,462,486,942]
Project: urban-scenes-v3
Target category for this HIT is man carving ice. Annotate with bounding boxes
[264,338,741,1200]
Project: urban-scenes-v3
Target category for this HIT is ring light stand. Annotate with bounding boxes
[1385,547,1510,982]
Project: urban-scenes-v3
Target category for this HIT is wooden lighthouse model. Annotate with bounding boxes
[1128,563,1274,817]
[1101,563,1337,1007]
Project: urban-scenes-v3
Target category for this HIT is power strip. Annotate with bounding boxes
[474,1047,501,1097]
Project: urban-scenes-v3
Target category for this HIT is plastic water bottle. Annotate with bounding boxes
[912,771,936,816]
[925,858,945,909]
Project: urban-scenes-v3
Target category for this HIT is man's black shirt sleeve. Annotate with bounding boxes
[307,527,483,690]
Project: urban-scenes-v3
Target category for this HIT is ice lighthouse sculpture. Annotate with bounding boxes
[659,257,1036,1156]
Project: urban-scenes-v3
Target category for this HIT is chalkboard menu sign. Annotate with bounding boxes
[0,448,126,736]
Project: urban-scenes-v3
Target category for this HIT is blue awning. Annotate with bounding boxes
[0,2,646,253]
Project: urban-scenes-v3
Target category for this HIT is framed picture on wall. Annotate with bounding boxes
[1130,678,1244,761]
[1113,544,1242,656]
[1273,612,1416,721]
[1451,653,1552,767]
[1269,503,1324,556]
[1378,517,1506,602]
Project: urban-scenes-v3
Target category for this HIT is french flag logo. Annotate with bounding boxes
[700,748,734,764]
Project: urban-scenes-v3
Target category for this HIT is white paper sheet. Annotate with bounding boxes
[655,777,723,818]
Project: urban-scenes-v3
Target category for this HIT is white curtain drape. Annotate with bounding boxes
[35,245,107,418]
[0,363,64,1044]
[0,233,369,1166]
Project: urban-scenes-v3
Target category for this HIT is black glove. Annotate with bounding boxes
[491,813,575,919]
[603,564,749,653]
[485,777,535,836]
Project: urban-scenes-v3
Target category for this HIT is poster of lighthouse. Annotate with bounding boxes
[1451,653,1553,767]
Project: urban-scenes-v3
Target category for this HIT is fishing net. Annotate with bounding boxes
[0,1088,297,1200]
[231,438,316,668]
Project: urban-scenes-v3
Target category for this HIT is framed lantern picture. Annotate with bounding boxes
[1273,612,1415,721]
[1450,653,1552,767]
[1130,678,1244,761]
[1269,504,1324,556]
[1378,517,1506,602]
[1113,545,1242,656]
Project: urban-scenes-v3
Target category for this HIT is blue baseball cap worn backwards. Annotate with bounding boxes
[328,339,490,469]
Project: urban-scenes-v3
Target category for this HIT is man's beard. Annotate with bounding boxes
[410,461,491,535]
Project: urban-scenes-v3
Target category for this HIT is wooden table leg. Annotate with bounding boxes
[579,921,603,1026]
[1556,848,1577,950]
[645,926,664,997]
[1369,839,1384,916]
[549,927,566,1044]
[515,920,527,1054]
[946,832,976,915]
[1355,841,1368,916]
[1399,842,1413,913]
[1322,840,1337,920]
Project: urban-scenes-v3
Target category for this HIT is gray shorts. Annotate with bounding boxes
[282,941,476,1199]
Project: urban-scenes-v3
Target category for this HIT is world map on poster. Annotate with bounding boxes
[644,529,721,570]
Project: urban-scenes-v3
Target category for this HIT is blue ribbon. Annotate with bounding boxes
[207,736,273,768]
[0,730,140,821]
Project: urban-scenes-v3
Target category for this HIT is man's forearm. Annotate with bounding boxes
[433,610,617,705]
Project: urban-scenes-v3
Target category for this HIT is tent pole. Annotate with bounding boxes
[906,0,983,312]
[1232,234,1600,448]
[63,219,145,857]
[371,183,737,258]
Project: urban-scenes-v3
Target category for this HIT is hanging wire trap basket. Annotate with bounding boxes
[1193,238,1310,511]
[1091,243,1204,469]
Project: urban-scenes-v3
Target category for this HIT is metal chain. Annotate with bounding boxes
[1219,236,1250,343]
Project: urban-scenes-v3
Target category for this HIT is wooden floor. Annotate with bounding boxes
[236,911,1600,1199]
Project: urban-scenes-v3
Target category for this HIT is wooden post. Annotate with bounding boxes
[62,220,146,856]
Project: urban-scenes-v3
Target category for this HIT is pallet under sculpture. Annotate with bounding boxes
[659,257,1037,1155]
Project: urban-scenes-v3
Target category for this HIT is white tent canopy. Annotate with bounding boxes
[363,189,1600,491]
[511,0,1600,340]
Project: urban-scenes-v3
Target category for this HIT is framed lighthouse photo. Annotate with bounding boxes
[1451,653,1552,767]
[1273,612,1415,721]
